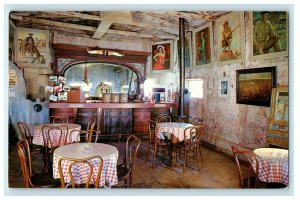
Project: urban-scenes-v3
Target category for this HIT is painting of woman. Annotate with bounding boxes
[153,45,165,70]
[151,41,172,72]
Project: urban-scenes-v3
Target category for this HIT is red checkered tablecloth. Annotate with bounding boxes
[252,148,288,185]
[33,123,81,147]
[53,143,118,187]
[156,122,193,142]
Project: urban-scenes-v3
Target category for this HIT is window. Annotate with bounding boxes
[186,79,203,98]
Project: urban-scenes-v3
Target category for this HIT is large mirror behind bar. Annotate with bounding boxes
[64,63,138,98]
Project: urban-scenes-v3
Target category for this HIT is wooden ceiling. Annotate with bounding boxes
[9,11,230,43]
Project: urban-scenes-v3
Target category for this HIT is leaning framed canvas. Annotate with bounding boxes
[236,67,276,106]
[14,27,49,68]
[151,40,173,73]
[193,22,214,68]
[177,32,192,68]
[215,12,245,65]
[249,11,288,61]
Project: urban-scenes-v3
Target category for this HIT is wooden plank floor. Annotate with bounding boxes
[8,140,241,188]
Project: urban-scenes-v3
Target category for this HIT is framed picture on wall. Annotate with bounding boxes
[14,27,49,68]
[215,12,245,65]
[236,67,276,106]
[219,79,230,97]
[151,40,173,73]
[193,22,214,67]
[177,32,192,68]
[249,11,288,61]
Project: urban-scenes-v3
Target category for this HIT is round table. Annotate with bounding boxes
[156,122,193,166]
[253,148,288,185]
[33,123,81,147]
[156,122,194,142]
[53,143,119,187]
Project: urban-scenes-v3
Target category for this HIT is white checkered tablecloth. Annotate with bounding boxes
[156,122,193,142]
[33,123,81,147]
[252,148,288,185]
[53,143,119,187]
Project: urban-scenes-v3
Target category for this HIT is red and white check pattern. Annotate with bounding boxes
[33,123,81,147]
[156,122,193,142]
[53,143,118,187]
[252,148,288,185]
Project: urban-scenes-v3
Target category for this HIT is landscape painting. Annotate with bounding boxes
[236,67,276,106]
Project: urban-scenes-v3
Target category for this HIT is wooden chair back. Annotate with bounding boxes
[148,120,157,143]
[156,115,171,123]
[183,125,204,147]
[124,135,141,174]
[86,130,99,143]
[16,139,34,187]
[192,118,204,125]
[58,156,103,188]
[67,129,99,143]
[231,146,259,188]
[87,119,96,132]
[49,116,68,123]
[17,121,33,145]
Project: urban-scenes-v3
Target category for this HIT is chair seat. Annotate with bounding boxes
[31,172,60,188]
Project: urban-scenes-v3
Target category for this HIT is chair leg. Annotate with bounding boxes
[183,149,187,173]
[152,148,157,168]
[199,144,203,162]
[145,143,151,164]
[196,147,201,172]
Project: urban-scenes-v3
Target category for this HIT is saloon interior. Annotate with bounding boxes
[6,7,291,194]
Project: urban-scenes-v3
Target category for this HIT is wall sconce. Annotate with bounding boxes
[87,48,125,57]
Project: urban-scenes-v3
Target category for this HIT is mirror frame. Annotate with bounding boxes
[52,44,150,94]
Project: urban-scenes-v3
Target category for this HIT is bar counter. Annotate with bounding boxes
[49,102,177,136]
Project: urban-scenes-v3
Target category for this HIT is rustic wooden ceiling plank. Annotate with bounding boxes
[47,11,179,31]
[92,20,112,39]
[10,14,176,40]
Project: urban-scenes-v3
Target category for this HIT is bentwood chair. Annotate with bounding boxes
[17,121,43,155]
[41,125,68,172]
[79,118,96,142]
[67,129,99,143]
[49,116,68,124]
[231,146,259,188]
[16,139,60,188]
[191,118,204,126]
[116,135,141,188]
[145,120,170,168]
[58,156,103,188]
[177,125,205,173]
[156,115,172,123]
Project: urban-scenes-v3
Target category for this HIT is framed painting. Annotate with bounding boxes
[236,67,276,106]
[151,40,173,73]
[193,22,214,67]
[9,20,16,62]
[215,12,245,65]
[249,11,288,61]
[219,79,229,97]
[14,27,49,68]
[177,32,192,68]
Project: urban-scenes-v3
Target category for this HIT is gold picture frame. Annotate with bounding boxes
[193,22,214,68]
[215,12,245,65]
[150,40,173,73]
[249,11,288,61]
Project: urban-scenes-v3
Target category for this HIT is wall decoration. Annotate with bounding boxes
[14,27,49,68]
[219,79,229,97]
[151,40,173,72]
[236,67,276,106]
[208,78,214,89]
[177,32,192,68]
[249,11,288,61]
[193,22,214,67]
[215,12,245,65]
[9,20,15,62]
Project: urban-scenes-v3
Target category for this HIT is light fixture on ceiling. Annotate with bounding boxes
[87,48,125,57]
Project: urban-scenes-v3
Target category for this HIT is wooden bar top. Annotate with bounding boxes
[49,102,177,109]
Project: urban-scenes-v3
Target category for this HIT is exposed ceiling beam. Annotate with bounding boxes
[47,11,179,30]
[10,14,177,40]
[92,21,112,39]
[147,11,216,21]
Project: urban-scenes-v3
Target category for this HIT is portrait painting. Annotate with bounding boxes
[14,27,49,68]
[236,67,276,106]
[151,40,173,72]
[177,32,192,68]
[215,12,245,65]
[249,11,288,60]
[193,22,214,67]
